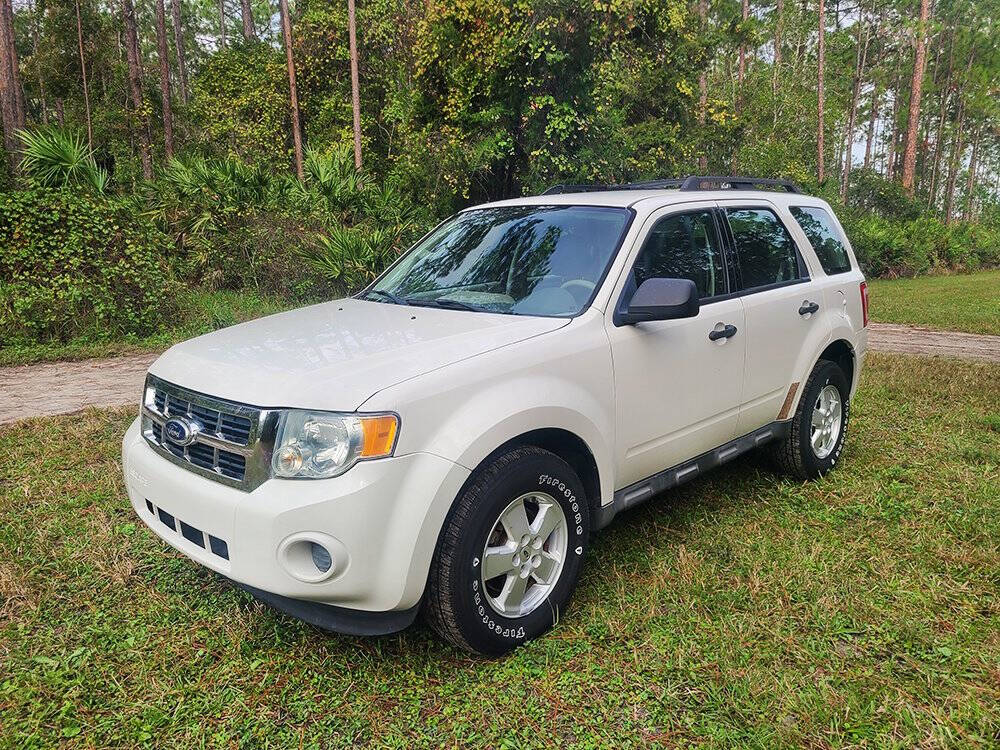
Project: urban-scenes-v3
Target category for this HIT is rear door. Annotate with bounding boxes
[717,200,827,434]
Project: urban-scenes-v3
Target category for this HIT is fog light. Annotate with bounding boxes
[310,542,332,573]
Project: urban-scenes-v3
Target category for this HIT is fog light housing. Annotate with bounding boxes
[277,532,348,583]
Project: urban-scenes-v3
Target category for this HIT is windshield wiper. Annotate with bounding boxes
[361,288,409,306]
[405,297,490,312]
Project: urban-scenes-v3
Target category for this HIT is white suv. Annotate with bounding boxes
[122,176,869,655]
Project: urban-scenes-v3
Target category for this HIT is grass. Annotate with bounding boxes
[869,270,1000,336]
[1,352,998,747]
[0,287,297,367]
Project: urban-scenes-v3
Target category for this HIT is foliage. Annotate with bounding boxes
[0,188,174,344]
[16,127,109,193]
[188,43,293,169]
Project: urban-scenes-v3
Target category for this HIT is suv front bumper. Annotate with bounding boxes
[121,418,470,630]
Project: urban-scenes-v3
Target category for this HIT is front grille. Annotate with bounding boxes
[141,374,278,491]
[154,390,252,444]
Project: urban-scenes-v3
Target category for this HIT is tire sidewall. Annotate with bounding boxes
[798,362,850,476]
[451,453,590,655]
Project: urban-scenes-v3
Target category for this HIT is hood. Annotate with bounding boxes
[149,298,569,411]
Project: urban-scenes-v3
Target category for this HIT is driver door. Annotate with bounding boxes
[606,203,747,488]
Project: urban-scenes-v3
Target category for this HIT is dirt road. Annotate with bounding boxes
[2,322,998,426]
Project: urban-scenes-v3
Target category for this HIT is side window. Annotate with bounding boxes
[789,206,852,274]
[725,208,805,290]
[633,211,727,299]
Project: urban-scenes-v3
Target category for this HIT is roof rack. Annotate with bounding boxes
[540,175,803,196]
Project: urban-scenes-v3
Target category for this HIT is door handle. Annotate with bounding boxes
[798,301,820,315]
[709,324,738,341]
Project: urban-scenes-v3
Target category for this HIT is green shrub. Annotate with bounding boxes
[16,127,109,193]
[0,188,175,344]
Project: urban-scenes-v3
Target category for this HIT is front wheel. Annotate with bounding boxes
[424,446,590,655]
[770,359,851,480]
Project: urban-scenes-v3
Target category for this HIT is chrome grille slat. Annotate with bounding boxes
[140,374,278,491]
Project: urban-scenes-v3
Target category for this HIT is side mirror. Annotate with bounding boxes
[618,277,700,325]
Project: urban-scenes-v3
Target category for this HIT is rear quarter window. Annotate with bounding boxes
[789,206,852,275]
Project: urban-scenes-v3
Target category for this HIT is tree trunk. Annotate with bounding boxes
[927,25,955,208]
[699,0,708,170]
[155,0,173,159]
[240,0,254,40]
[840,10,869,200]
[2,0,24,130]
[900,0,929,193]
[772,0,783,127]
[963,127,979,219]
[55,97,64,126]
[886,61,901,179]
[278,0,303,179]
[122,0,153,179]
[863,78,879,169]
[30,0,47,124]
[0,0,23,165]
[347,0,362,170]
[943,103,965,224]
[817,0,825,183]
[219,0,226,49]
[736,0,749,114]
[171,0,189,103]
[75,0,93,147]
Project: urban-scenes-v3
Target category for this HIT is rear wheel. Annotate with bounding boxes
[424,446,590,656]
[771,359,850,480]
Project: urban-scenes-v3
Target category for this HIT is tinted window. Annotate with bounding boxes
[726,208,804,289]
[632,211,726,299]
[789,206,852,274]
[372,205,631,316]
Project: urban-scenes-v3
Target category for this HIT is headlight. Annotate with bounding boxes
[271,410,399,479]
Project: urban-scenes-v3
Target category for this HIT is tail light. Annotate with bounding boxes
[859,281,869,327]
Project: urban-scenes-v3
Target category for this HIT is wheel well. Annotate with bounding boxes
[480,429,602,517]
[819,339,855,388]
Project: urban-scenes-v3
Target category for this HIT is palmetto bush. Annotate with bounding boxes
[16,127,109,193]
[297,225,401,291]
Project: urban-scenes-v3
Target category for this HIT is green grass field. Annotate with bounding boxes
[869,270,1000,336]
[2,352,998,748]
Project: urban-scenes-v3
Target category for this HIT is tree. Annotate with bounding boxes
[347,0,361,170]
[219,0,226,49]
[74,0,92,147]
[817,0,825,183]
[122,0,153,179]
[840,7,870,200]
[901,0,930,194]
[278,0,303,179]
[0,0,25,166]
[155,0,174,159]
[240,0,254,40]
[171,0,189,103]
[698,0,708,171]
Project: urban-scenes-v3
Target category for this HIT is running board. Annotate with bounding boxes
[594,421,790,529]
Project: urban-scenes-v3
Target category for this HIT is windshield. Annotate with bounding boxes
[367,205,632,316]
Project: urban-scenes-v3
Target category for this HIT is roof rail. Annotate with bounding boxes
[540,175,803,196]
[678,175,803,193]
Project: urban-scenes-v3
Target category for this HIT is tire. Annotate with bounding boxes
[424,446,591,656]
[770,359,851,480]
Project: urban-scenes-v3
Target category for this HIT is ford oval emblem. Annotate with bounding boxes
[163,417,201,446]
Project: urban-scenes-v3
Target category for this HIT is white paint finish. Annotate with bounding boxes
[147,298,568,411]
[607,296,747,486]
